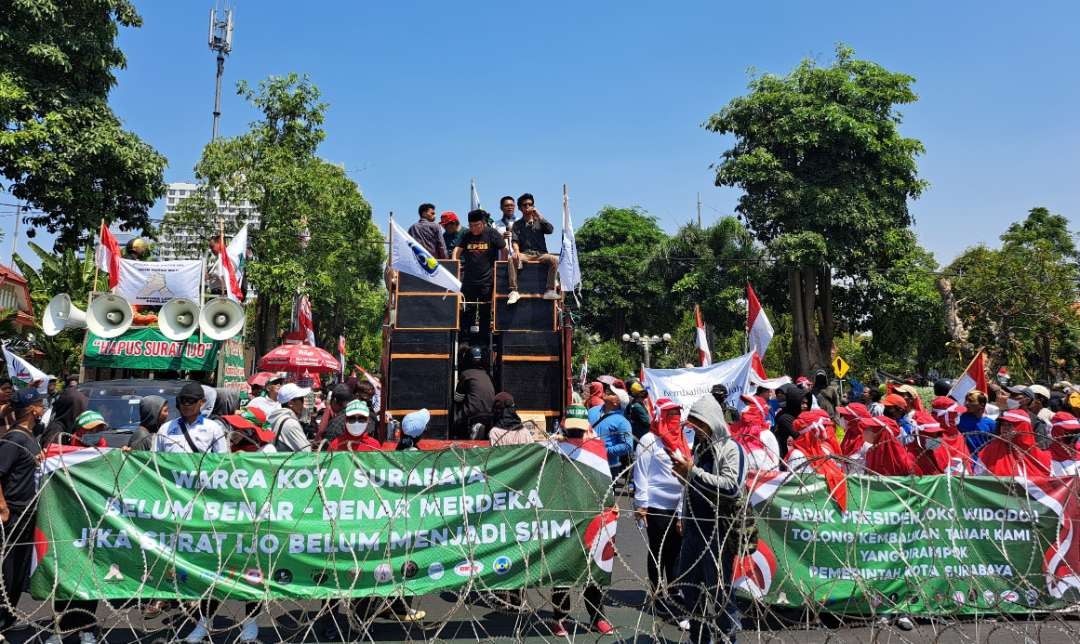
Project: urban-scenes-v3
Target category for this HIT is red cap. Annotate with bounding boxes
[883,394,908,411]
[221,414,258,431]
[439,211,459,225]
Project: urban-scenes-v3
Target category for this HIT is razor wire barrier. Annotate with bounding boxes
[0,441,1078,642]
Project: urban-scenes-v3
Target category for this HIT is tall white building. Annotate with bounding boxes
[157,181,260,260]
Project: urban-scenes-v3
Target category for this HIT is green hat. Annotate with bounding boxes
[76,410,106,430]
[563,404,590,432]
[345,399,370,418]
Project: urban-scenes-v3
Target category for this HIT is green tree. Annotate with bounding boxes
[161,74,385,363]
[707,45,927,376]
[0,0,166,246]
[575,206,667,338]
[947,209,1080,379]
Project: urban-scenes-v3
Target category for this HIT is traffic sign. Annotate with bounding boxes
[832,356,850,379]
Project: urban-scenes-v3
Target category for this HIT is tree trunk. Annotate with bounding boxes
[817,266,834,370]
[789,268,810,377]
[254,297,280,360]
[800,266,820,373]
[934,277,969,350]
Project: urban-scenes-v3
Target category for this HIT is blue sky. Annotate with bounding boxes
[12,1,1079,265]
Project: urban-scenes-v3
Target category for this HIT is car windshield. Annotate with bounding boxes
[80,384,183,430]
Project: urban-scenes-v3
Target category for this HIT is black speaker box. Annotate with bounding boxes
[394,294,460,330]
[390,331,455,355]
[498,357,562,412]
[495,260,551,295]
[498,331,561,357]
[397,260,460,293]
[388,356,452,414]
[493,297,556,332]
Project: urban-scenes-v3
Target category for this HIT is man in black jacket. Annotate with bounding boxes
[454,347,495,439]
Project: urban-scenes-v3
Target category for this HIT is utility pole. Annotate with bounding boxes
[696,192,702,228]
[208,5,234,141]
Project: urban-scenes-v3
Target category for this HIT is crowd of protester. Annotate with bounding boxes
[0,364,1077,643]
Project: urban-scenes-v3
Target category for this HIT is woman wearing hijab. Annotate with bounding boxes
[488,393,533,446]
[908,411,971,475]
[837,404,872,474]
[40,387,87,448]
[127,395,168,451]
[585,382,605,409]
[786,410,847,511]
[861,416,915,476]
[974,410,1052,476]
[775,383,810,459]
[730,394,779,471]
[1049,411,1080,475]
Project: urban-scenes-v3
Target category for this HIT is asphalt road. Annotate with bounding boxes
[9,491,1080,643]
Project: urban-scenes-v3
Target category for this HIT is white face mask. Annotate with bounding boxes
[346,420,367,436]
[1006,398,1021,410]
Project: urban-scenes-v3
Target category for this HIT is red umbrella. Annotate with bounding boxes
[257,345,341,373]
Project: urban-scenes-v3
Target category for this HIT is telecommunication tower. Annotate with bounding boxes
[208,5,234,140]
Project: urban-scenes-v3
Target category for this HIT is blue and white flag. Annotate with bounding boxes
[558,184,581,292]
[2,345,49,392]
[389,218,462,293]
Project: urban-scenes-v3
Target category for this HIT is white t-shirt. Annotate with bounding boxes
[632,432,684,512]
[153,415,229,453]
[744,430,781,472]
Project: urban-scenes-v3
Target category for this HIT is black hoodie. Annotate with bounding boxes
[775,383,809,459]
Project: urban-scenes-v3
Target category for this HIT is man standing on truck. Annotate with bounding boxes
[452,209,505,336]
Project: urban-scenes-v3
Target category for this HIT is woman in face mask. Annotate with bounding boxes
[786,409,847,511]
[837,403,872,474]
[908,411,970,475]
[974,410,1052,477]
[328,400,380,452]
[862,416,915,476]
[1048,411,1080,476]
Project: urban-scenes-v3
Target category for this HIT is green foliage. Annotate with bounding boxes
[573,330,637,382]
[161,74,385,365]
[575,206,667,337]
[0,0,166,246]
[12,242,102,373]
[947,208,1080,378]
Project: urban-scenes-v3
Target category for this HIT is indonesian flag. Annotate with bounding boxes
[694,304,712,367]
[338,335,346,375]
[218,223,248,302]
[297,295,315,346]
[746,283,774,358]
[94,222,122,290]
[948,350,988,403]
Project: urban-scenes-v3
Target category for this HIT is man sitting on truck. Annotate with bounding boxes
[506,192,560,304]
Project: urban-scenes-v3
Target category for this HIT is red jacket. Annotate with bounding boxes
[328,433,381,452]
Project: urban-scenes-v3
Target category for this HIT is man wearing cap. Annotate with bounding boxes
[669,395,746,644]
[588,389,634,482]
[265,375,285,404]
[154,382,229,454]
[0,388,44,637]
[317,383,355,444]
[71,411,109,448]
[266,383,314,452]
[453,209,505,335]
[440,211,463,256]
[626,382,652,441]
[328,400,379,452]
[506,192,560,304]
[882,393,913,443]
[408,202,448,259]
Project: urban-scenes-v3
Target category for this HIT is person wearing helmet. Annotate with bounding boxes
[453,346,495,439]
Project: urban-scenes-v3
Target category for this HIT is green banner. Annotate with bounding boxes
[219,337,248,401]
[739,472,1080,615]
[31,443,615,601]
[83,327,219,371]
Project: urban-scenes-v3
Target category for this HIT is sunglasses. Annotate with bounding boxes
[178,397,201,406]
[346,415,368,422]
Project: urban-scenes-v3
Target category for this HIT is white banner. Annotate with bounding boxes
[643,352,755,417]
[114,259,203,306]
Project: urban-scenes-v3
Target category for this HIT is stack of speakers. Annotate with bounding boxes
[493,261,563,431]
[386,260,461,439]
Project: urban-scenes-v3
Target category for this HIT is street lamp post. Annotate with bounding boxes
[621,331,672,368]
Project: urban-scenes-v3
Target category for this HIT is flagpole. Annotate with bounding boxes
[91,219,104,300]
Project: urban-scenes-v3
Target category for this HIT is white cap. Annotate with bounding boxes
[1029,384,1051,400]
[277,383,312,405]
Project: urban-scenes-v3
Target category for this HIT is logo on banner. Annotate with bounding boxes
[409,241,439,275]
[493,556,512,575]
[427,562,445,580]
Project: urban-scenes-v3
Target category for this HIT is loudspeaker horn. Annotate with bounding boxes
[87,294,134,339]
[199,297,245,341]
[158,298,201,341]
[42,294,87,337]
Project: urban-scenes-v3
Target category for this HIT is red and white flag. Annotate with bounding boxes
[746,283,774,358]
[948,350,988,403]
[94,222,122,290]
[337,335,346,375]
[694,304,712,367]
[297,295,315,346]
[217,223,248,302]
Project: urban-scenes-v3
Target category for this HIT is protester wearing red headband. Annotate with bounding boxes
[787,410,846,511]
[730,393,779,471]
[862,416,915,476]
[908,411,971,475]
[1049,411,1080,476]
[837,403,872,457]
[974,410,1051,477]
